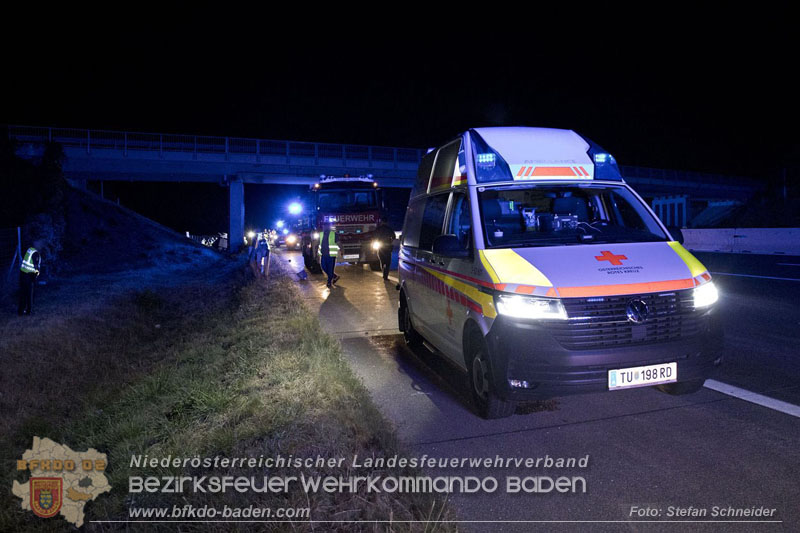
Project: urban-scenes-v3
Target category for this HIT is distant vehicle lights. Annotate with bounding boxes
[288,202,303,215]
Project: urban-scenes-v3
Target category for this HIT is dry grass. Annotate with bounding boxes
[1,258,455,532]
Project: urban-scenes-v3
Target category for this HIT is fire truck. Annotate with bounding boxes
[301,175,385,274]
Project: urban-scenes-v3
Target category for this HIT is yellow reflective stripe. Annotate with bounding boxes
[480,249,553,287]
[478,250,500,284]
[422,266,497,319]
[668,241,708,278]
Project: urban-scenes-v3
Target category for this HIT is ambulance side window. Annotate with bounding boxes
[412,152,436,197]
[448,193,472,251]
[402,198,426,249]
[418,194,449,252]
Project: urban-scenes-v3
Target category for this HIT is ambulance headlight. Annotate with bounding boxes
[495,294,567,320]
[693,281,718,308]
[371,240,381,250]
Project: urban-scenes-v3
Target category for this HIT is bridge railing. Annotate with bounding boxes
[7,125,424,166]
[7,125,760,191]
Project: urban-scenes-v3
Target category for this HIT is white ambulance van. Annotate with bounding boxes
[398,127,722,418]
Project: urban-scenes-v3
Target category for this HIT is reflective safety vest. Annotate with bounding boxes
[20,247,39,274]
[318,231,339,258]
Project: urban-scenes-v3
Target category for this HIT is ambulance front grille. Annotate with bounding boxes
[550,291,704,350]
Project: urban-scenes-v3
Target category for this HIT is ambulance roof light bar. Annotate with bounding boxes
[581,136,623,181]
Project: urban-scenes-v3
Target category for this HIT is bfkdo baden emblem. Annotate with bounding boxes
[30,478,63,518]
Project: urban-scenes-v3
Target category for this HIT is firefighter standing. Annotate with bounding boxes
[18,240,43,316]
[373,221,395,280]
[318,222,340,288]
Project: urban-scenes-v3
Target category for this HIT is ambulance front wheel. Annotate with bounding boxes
[467,336,516,419]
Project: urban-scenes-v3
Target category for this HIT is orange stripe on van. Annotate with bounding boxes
[531,167,576,176]
[514,285,535,294]
[557,278,695,298]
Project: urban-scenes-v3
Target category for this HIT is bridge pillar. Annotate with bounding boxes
[228,177,244,252]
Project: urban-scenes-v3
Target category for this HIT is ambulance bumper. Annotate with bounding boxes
[484,311,724,400]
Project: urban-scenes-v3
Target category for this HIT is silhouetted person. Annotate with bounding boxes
[255,234,270,278]
[373,221,395,280]
[18,239,43,316]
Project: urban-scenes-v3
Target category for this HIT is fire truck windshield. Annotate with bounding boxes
[317,190,378,212]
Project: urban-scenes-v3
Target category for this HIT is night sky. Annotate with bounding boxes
[3,10,795,233]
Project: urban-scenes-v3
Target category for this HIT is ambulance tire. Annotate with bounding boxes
[401,298,422,348]
[656,379,705,395]
[467,337,516,419]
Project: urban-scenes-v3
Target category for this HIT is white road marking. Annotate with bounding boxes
[776,263,800,267]
[704,379,800,418]
[710,272,800,282]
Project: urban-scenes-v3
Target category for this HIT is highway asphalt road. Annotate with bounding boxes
[277,249,800,531]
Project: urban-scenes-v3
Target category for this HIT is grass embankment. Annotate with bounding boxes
[1,261,453,532]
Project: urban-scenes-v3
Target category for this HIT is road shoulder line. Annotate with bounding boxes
[704,379,800,418]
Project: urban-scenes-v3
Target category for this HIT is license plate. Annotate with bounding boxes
[608,362,677,390]
[343,254,360,260]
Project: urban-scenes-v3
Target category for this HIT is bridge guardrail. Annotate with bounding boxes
[6,125,761,190]
[7,125,424,168]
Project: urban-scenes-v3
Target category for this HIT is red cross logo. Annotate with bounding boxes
[595,250,628,266]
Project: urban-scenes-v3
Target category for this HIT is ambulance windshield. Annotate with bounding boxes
[478,184,668,248]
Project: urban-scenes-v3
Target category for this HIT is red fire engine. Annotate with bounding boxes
[301,175,385,274]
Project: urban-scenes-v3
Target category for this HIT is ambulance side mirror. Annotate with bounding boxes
[432,234,469,258]
[668,226,685,245]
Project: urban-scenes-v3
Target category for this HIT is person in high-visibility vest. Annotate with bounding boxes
[318,222,340,288]
[18,240,43,316]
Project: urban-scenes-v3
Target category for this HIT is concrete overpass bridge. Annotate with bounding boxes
[8,125,762,249]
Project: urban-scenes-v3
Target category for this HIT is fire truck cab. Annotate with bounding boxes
[302,176,385,273]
